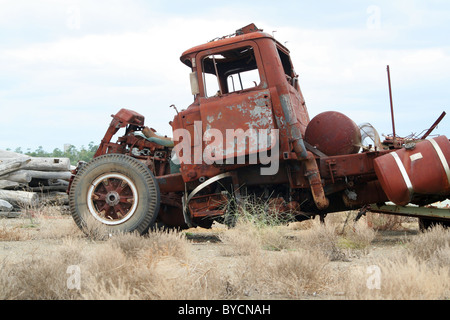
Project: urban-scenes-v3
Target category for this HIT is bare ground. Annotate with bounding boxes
[0,208,449,300]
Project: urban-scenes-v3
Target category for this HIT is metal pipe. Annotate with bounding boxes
[304,152,329,210]
[421,111,446,140]
[212,55,222,95]
[387,65,396,145]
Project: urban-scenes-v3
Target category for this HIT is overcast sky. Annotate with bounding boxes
[0,0,449,152]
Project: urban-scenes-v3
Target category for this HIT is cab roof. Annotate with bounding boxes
[180,23,289,67]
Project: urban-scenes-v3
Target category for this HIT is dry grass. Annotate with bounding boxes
[0,203,449,300]
[0,224,31,241]
[340,224,450,300]
[232,249,331,298]
[366,212,411,230]
[342,253,450,299]
[406,224,450,265]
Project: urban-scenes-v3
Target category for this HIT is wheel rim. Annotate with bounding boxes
[87,173,139,225]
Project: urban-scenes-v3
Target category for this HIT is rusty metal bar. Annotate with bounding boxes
[387,65,396,145]
[369,203,450,221]
[212,55,222,95]
[421,111,447,140]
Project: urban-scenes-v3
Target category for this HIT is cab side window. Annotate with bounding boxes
[277,47,298,88]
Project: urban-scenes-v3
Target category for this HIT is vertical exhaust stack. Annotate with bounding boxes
[374,136,450,206]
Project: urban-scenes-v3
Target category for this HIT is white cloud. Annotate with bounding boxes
[269,24,450,137]
[0,16,253,150]
[0,2,449,152]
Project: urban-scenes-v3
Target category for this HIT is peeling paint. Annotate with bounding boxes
[279,94,296,125]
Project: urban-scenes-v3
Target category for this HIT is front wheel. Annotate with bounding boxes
[69,154,160,235]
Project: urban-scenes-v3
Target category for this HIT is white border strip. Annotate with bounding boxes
[390,152,414,199]
[429,138,450,185]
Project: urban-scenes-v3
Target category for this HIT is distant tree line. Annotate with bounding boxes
[7,142,98,165]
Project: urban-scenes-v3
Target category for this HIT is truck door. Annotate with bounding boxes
[197,42,276,165]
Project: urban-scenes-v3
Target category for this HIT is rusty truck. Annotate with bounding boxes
[67,23,450,234]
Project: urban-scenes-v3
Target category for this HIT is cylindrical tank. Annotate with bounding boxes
[305,111,362,156]
[374,136,450,206]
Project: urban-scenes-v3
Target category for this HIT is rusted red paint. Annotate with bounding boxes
[172,24,310,183]
[374,135,450,206]
[342,181,388,208]
[88,173,136,223]
[70,23,450,229]
[188,193,228,218]
[305,111,362,156]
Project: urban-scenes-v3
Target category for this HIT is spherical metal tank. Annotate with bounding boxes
[374,135,450,206]
[305,111,362,156]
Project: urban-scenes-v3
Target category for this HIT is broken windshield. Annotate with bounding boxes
[201,46,261,97]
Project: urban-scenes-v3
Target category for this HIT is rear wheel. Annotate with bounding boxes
[418,217,450,232]
[69,154,160,235]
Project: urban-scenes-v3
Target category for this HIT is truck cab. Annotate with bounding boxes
[171,23,310,183]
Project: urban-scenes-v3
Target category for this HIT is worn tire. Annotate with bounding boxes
[418,217,450,232]
[69,154,160,235]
